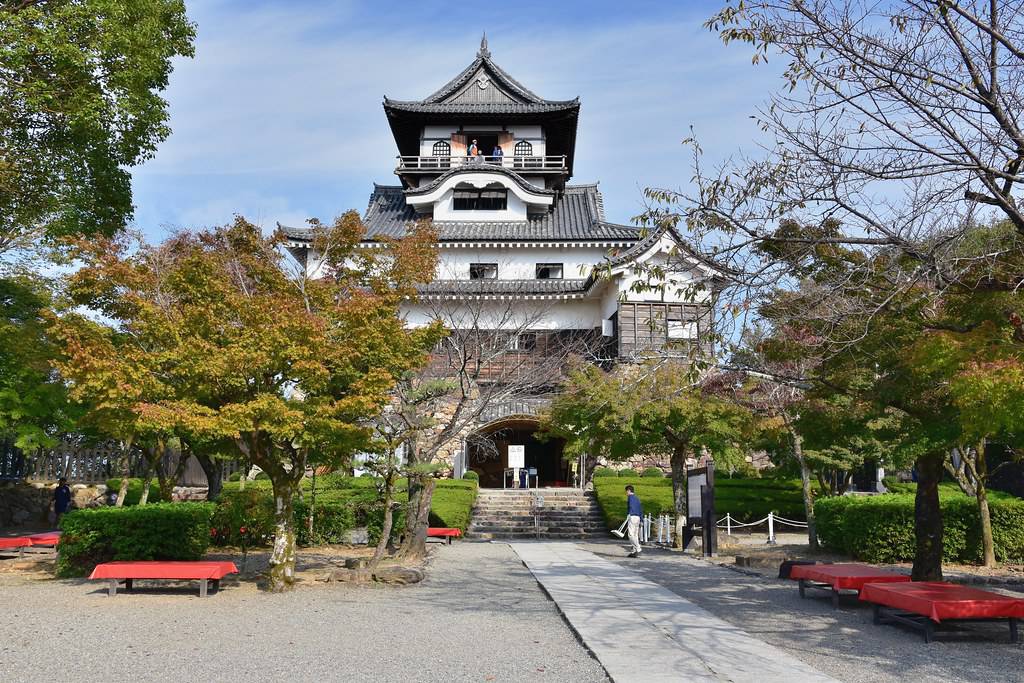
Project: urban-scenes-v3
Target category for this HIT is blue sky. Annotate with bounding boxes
[130,0,782,237]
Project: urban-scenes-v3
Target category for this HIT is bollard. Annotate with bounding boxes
[667,515,673,546]
[726,513,732,536]
[767,511,777,545]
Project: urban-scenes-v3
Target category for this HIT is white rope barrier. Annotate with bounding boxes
[631,511,809,546]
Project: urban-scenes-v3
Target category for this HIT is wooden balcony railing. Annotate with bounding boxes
[396,155,567,173]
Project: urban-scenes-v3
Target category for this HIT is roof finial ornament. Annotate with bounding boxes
[479,32,490,57]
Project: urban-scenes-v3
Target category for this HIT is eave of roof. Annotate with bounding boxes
[404,165,556,198]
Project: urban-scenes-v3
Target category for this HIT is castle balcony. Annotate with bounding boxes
[396,155,568,175]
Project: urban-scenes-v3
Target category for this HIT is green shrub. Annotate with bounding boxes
[815,494,1024,564]
[253,471,268,481]
[227,471,242,482]
[57,502,215,577]
[430,479,478,531]
[641,467,665,478]
[210,489,275,547]
[462,470,480,482]
[105,478,162,506]
[618,468,636,477]
[295,499,358,546]
[593,466,618,478]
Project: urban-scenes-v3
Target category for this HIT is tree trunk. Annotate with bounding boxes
[156,439,188,502]
[369,473,397,571]
[397,475,435,560]
[139,460,153,505]
[115,437,133,508]
[193,451,223,501]
[975,440,996,568]
[912,453,945,581]
[670,446,687,550]
[268,475,300,592]
[787,423,818,550]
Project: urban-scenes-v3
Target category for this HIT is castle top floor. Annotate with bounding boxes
[383,35,580,191]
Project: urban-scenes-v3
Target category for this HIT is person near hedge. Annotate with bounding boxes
[53,477,72,525]
[625,485,643,558]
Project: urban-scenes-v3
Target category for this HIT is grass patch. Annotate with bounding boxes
[593,477,811,530]
[221,475,479,534]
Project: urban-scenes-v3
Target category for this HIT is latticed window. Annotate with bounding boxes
[432,140,451,157]
[454,187,507,211]
[514,140,533,156]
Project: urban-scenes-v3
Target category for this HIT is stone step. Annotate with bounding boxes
[471,515,605,524]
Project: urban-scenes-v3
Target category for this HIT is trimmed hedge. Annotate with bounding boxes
[105,478,162,506]
[593,466,618,478]
[462,470,480,482]
[815,494,1024,564]
[617,469,636,477]
[212,476,479,548]
[641,467,665,478]
[57,502,215,577]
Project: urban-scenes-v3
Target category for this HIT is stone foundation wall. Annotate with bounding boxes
[0,482,107,527]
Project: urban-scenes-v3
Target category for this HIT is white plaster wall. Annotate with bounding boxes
[402,298,602,330]
[435,246,608,280]
[432,187,529,222]
[419,124,546,156]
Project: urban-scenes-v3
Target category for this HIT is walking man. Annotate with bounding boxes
[625,484,643,558]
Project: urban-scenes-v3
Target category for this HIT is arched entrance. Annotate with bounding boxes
[466,417,570,488]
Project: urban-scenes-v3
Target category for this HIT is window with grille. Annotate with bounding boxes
[535,263,563,279]
[514,140,533,156]
[432,140,451,157]
[453,187,507,210]
[469,263,498,280]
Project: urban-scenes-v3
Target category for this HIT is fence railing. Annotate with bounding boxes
[396,155,568,172]
[0,439,237,486]
[635,511,809,546]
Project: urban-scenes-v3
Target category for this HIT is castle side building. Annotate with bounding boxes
[284,37,722,487]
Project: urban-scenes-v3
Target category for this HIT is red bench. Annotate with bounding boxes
[790,563,911,609]
[90,561,238,597]
[427,527,462,544]
[0,533,60,558]
[860,581,1024,643]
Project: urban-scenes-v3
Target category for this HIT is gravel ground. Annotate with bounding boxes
[580,540,1024,683]
[0,543,608,683]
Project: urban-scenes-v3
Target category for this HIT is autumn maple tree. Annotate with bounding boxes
[54,213,438,591]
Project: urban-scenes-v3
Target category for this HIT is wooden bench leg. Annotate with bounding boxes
[108,579,118,597]
[1010,618,1019,644]
[212,579,220,593]
[832,589,840,610]
[798,579,806,599]
[447,536,452,545]
[125,579,133,592]
[873,604,882,625]
[199,579,208,598]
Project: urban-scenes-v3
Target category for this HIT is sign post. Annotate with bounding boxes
[684,460,717,557]
[508,445,525,488]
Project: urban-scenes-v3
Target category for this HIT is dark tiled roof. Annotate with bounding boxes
[417,279,590,296]
[383,40,579,116]
[383,100,579,115]
[281,184,643,244]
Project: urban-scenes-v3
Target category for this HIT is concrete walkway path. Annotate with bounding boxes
[511,542,838,683]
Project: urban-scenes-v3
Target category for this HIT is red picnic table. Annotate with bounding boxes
[789,563,911,609]
[427,527,462,544]
[860,581,1024,643]
[90,560,238,597]
[0,536,33,556]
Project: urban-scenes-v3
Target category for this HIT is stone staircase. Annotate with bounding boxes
[466,488,607,540]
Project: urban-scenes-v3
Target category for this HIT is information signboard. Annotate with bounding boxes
[507,445,525,469]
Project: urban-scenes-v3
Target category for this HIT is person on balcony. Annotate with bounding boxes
[467,139,479,158]
[490,145,504,163]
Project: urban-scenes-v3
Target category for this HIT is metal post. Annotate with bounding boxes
[726,513,732,536]
[767,511,777,545]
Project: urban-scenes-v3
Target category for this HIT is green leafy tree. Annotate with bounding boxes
[0,274,76,451]
[545,361,751,548]
[0,0,195,255]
